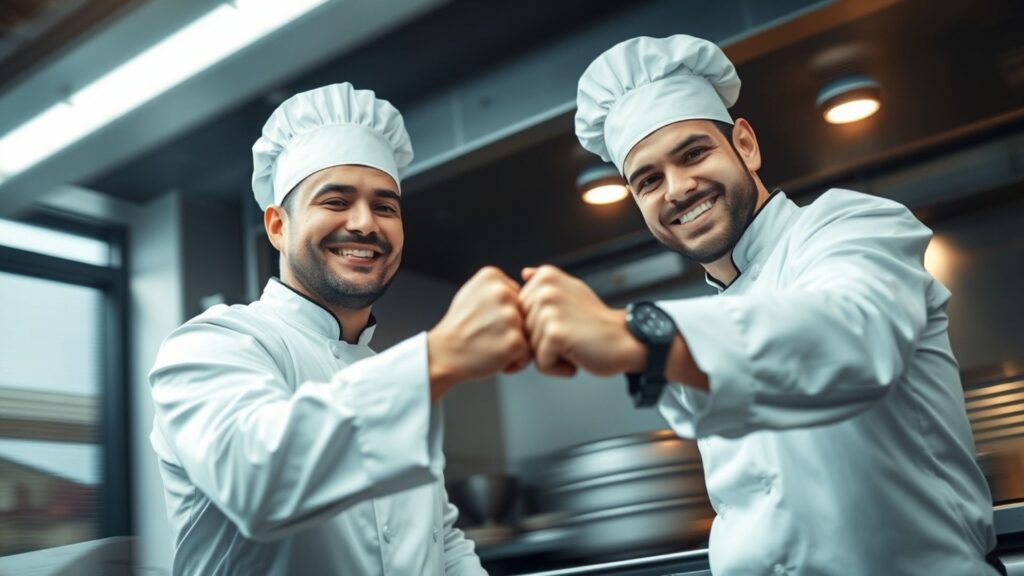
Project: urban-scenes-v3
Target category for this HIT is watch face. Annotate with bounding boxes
[629,303,676,343]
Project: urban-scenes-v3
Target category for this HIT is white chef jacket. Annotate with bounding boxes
[149,278,485,575]
[657,190,997,575]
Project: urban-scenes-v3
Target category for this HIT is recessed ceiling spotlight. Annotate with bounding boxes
[817,74,881,124]
[577,164,629,205]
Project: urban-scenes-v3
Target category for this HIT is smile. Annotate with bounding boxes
[325,244,384,262]
[671,195,717,226]
[329,248,377,258]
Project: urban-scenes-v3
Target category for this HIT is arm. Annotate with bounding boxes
[151,266,529,542]
[520,193,934,439]
[658,194,934,438]
[150,324,437,542]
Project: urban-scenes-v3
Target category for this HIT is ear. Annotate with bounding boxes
[731,118,762,174]
[264,205,286,252]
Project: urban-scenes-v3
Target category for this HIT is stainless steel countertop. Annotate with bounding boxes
[511,502,1024,576]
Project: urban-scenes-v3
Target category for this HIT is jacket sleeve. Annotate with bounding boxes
[149,325,438,541]
[658,193,936,439]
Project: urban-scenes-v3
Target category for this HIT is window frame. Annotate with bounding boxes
[0,209,132,539]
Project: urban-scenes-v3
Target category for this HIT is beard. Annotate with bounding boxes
[659,169,759,264]
[288,232,397,310]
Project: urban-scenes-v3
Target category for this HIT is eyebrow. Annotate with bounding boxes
[311,184,401,203]
[626,133,715,187]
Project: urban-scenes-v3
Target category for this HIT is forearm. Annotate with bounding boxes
[665,333,709,391]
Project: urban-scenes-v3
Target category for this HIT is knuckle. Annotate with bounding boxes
[501,306,520,324]
[537,286,557,305]
[481,266,503,280]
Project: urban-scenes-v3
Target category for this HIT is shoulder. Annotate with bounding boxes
[794,188,926,239]
[156,301,284,365]
[803,188,914,220]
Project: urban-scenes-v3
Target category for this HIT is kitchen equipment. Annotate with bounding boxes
[534,430,713,560]
[447,473,520,527]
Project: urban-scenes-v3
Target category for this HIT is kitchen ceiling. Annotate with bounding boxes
[401,0,1024,283]
[10,0,1024,284]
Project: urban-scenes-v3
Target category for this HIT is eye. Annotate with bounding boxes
[321,197,348,209]
[375,203,400,215]
[683,146,709,163]
[636,174,662,195]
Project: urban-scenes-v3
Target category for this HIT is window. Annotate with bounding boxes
[0,213,129,555]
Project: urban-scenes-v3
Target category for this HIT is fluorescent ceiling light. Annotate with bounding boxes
[0,0,329,184]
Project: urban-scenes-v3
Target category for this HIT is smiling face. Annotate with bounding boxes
[622,118,768,266]
[265,164,404,311]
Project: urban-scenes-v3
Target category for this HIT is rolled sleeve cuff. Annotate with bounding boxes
[657,298,756,438]
[335,332,435,487]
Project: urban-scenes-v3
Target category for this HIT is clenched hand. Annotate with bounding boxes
[518,265,646,378]
[427,267,531,401]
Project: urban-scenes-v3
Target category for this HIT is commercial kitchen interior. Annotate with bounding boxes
[1,0,1023,574]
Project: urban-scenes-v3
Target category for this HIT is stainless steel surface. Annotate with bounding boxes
[447,473,520,527]
[995,503,1024,536]
[548,462,707,514]
[544,430,701,487]
[560,497,711,560]
[521,548,709,576]
[532,430,712,561]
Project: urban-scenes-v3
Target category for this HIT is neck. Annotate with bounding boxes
[702,180,773,289]
[278,272,372,344]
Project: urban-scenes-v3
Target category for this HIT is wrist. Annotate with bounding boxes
[427,329,459,400]
[613,309,648,374]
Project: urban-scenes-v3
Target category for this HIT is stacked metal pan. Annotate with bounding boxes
[535,429,713,560]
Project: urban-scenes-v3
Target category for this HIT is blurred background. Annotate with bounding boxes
[0,0,1023,574]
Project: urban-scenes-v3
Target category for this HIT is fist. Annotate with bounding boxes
[428,267,531,395]
[519,265,645,377]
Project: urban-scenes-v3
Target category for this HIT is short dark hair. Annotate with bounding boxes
[280,188,298,216]
[712,120,734,143]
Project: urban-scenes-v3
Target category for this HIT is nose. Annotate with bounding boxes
[663,166,698,204]
[344,200,379,236]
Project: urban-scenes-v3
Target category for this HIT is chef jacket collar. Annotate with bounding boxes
[705,189,799,291]
[264,277,377,345]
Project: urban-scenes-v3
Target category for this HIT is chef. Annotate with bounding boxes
[519,35,1000,575]
[149,83,528,575]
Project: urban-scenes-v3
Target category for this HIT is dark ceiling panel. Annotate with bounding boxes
[401,123,649,283]
[394,0,1024,282]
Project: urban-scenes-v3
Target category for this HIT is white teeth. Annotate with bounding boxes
[677,200,713,224]
[340,249,375,258]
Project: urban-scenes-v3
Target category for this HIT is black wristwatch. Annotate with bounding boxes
[624,301,677,408]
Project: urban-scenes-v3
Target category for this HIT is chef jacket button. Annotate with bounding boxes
[329,342,342,358]
[382,525,392,543]
[773,563,787,575]
[432,527,439,542]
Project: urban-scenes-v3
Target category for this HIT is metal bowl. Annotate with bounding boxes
[541,430,702,488]
[447,473,520,527]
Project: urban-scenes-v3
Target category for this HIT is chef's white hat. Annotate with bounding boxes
[575,35,741,174]
[251,82,414,210]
